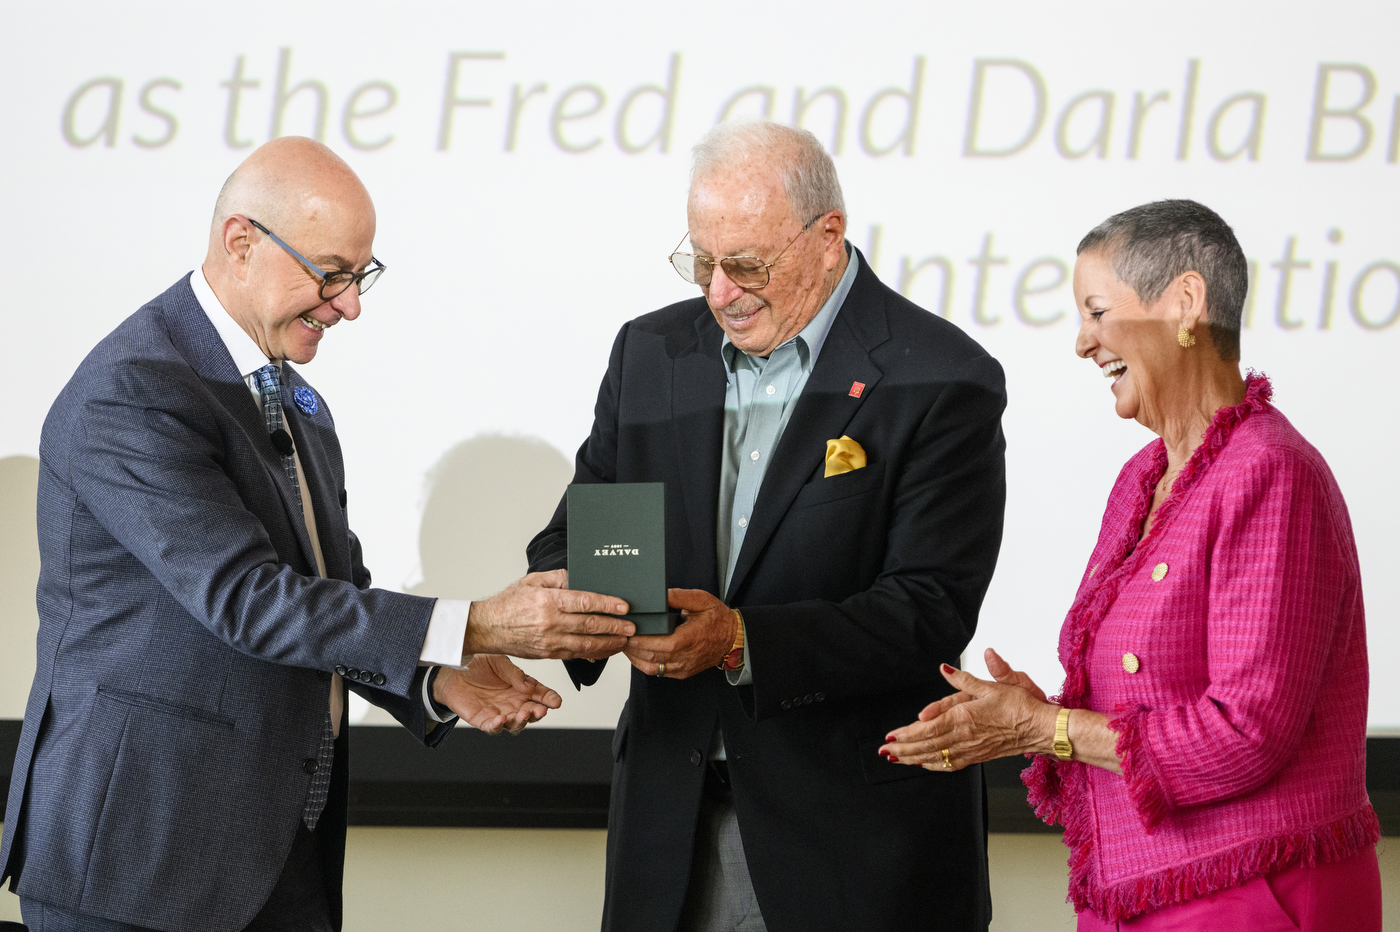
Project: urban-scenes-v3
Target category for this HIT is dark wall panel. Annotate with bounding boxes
[1,721,1394,834]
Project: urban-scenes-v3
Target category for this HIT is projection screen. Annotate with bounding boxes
[0,0,1395,733]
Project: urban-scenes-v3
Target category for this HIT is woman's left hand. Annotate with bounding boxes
[880,659,1056,771]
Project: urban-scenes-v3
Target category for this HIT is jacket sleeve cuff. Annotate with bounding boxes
[1110,705,1173,832]
[564,657,606,690]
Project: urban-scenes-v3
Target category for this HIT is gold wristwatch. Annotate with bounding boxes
[720,610,746,671]
[1053,707,1074,760]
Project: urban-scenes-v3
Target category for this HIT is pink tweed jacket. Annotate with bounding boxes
[1024,375,1379,922]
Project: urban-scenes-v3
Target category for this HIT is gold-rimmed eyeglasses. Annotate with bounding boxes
[668,213,824,289]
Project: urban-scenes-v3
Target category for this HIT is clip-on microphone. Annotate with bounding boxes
[270,428,295,457]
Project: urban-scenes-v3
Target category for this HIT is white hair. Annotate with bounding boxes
[691,121,845,223]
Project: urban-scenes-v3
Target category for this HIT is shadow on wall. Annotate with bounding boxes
[407,435,573,603]
[353,434,633,728]
[0,456,40,720]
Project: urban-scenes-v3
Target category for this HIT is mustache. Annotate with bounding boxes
[710,293,769,317]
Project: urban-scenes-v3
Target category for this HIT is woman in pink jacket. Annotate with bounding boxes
[881,200,1382,930]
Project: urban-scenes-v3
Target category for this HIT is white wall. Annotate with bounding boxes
[1,826,1395,930]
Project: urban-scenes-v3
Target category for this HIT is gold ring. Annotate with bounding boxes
[941,748,952,769]
[657,662,666,677]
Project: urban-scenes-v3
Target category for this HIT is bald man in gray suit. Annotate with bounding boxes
[1,137,635,932]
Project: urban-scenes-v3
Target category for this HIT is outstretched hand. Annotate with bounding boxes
[624,588,737,680]
[432,654,563,735]
[465,569,635,660]
[879,649,1056,771]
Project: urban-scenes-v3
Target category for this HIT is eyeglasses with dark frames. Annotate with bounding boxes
[244,216,387,301]
[668,213,826,289]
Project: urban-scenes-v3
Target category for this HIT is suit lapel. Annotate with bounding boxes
[160,278,322,574]
[671,313,728,594]
[725,258,889,602]
[282,369,351,581]
[255,424,321,577]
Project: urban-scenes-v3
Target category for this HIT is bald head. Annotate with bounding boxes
[209,136,374,253]
[202,137,378,365]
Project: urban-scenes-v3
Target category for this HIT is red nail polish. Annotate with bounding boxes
[887,755,900,763]
[878,748,890,757]
[941,663,954,674]
[885,734,897,743]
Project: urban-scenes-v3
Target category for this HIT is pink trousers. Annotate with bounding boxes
[1076,846,1382,932]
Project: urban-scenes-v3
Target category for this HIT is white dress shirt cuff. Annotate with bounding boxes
[422,666,457,724]
[420,598,471,669]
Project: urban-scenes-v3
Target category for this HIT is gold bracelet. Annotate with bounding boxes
[1053,706,1074,760]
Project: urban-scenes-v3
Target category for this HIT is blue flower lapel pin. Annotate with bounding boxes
[293,386,319,415]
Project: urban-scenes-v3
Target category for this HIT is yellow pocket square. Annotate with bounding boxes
[824,435,867,478]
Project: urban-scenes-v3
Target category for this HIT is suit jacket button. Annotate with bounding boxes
[303,758,319,775]
[359,670,373,683]
[780,700,791,710]
[803,695,814,705]
[689,750,702,766]
[815,693,825,702]
[372,673,386,687]
[346,669,361,680]
[334,665,348,677]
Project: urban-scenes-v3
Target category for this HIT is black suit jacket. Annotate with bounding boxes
[528,251,1007,932]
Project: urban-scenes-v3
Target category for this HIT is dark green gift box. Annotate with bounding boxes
[567,482,680,636]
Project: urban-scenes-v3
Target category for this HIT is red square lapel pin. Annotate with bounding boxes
[848,381,866,398]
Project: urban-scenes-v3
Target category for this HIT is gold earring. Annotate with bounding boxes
[1178,325,1195,348]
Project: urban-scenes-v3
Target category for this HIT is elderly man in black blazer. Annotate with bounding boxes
[1,137,634,932]
[528,122,1008,931]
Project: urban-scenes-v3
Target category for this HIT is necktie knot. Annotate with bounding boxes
[253,364,282,405]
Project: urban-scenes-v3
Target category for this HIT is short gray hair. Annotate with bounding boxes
[1078,199,1248,362]
[691,121,845,223]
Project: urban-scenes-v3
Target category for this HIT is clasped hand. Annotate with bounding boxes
[879,649,1057,771]
[624,588,737,680]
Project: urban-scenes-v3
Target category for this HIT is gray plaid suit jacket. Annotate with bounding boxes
[0,275,450,932]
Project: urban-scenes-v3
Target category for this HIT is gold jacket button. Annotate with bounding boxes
[1122,652,1141,673]
[1151,562,1169,581]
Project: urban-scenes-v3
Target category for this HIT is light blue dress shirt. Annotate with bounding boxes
[717,247,859,595]
[710,244,859,745]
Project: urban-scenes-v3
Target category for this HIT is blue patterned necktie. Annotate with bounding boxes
[252,365,301,508]
[252,364,334,831]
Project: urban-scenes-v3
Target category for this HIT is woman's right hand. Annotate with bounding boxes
[983,648,1050,704]
[910,648,1049,726]
[881,653,1059,771]
[883,648,1124,775]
